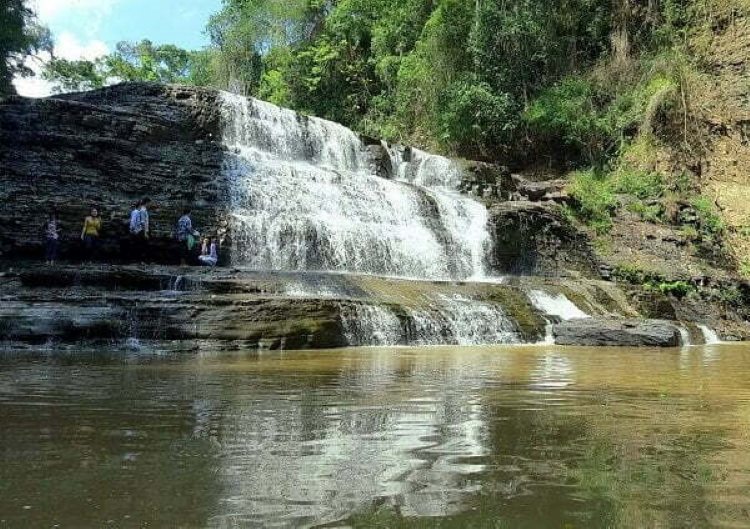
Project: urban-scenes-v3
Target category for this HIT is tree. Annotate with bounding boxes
[43,40,197,93]
[203,0,328,95]
[0,0,52,97]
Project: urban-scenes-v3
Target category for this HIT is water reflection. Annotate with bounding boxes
[1,344,750,528]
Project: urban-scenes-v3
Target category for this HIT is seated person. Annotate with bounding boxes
[198,237,218,267]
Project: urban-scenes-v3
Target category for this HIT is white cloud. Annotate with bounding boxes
[13,32,109,98]
[55,32,108,61]
[33,0,119,23]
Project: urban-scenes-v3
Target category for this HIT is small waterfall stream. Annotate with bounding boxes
[341,296,520,347]
[527,290,590,321]
[698,325,722,345]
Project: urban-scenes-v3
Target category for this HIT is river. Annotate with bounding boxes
[2,343,750,528]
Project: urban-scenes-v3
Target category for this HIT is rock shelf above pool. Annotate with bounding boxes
[0,265,743,350]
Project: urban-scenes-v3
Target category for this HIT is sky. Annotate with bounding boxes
[14,0,222,97]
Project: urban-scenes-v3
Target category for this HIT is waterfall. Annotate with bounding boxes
[698,325,721,345]
[678,326,691,347]
[407,295,520,346]
[340,295,520,347]
[527,290,590,321]
[220,93,490,280]
[340,304,403,347]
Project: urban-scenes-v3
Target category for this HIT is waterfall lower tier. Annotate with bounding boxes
[6,267,742,349]
[698,325,722,345]
[220,93,490,281]
[527,290,590,321]
[341,296,521,347]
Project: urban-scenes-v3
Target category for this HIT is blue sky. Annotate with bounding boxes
[15,0,222,96]
[42,0,222,51]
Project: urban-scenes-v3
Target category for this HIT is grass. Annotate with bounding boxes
[567,169,617,234]
[626,201,664,223]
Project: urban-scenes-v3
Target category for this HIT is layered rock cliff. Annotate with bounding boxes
[1,83,748,349]
[0,84,226,262]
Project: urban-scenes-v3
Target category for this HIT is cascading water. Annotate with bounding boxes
[219,92,519,345]
[527,290,590,321]
[220,93,490,281]
[340,295,520,347]
[678,326,691,347]
[698,325,722,345]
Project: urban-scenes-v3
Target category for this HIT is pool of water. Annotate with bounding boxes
[2,343,750,528]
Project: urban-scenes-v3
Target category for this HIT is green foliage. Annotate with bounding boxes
[1,0,51,96]
[613,264,694,299]
[680,225,699,240]
[567,169,617,233]
[257,68,290,106]
[40,58,104,93]
[715,284,743,306]
[614,169,665,199]
[43,40,198,93]
[740,258,750,279]
[646,280,694,299]
[690,197,725,237]
[469,0,611,99]
[438,79,518,157]
[612,264,653,284]
[627,201,664,223]
[525,78,614,164]
[525,71,679,166]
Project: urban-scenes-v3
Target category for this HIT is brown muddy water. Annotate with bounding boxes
[1,343,750,528]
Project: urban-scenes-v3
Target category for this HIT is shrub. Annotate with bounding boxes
[525,77,614,164]
[627,201,664,223]
[613,264,651,284]
[690,197,724,236]
[652,280,694,299]
[614,169,665,199]
[567,169,617,233]
[438,79,518,157]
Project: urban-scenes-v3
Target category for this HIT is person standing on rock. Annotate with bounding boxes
[176,207,198,265]
[80,207,102,262]
[129,198,151,262]
[43,210,62,266]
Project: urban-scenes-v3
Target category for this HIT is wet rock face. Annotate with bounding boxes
[460,161,516,200]
[0,83,228,263]
[552,318,682,347]
[488,201,601,278]
[511,174,569,203]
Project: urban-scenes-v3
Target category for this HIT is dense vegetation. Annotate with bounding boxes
[29,1,733,165]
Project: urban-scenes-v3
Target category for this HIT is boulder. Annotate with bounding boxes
[552,318,681,347]
[461,161,516,200]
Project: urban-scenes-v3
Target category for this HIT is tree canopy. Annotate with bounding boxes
[43,40,198,93]
[36,0,713,166]
[1,0,51,97]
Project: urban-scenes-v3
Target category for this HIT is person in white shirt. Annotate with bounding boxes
[128,197,151,262]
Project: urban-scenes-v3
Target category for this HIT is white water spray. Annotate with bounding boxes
[527,290,590,321]
[678,326,691,347]
[340,295,520,347]
[220,93,490,281]
[698,325,721,345]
